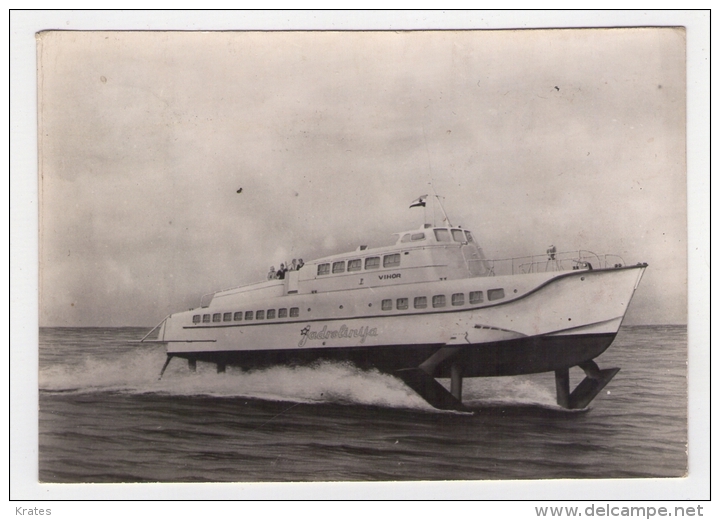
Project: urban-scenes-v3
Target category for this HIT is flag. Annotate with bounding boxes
[409,195,428,208]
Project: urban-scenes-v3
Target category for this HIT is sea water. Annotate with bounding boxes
[37,325,687,482]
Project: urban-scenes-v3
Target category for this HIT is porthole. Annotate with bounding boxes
[487,288,505,301]
[469,291,484,304]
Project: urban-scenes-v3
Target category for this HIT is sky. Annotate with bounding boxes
[36,28,688,327]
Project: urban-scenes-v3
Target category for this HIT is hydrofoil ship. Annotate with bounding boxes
[141,195,646,411]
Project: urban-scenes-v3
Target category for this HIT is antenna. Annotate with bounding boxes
[423,129,452,227]
[429,181,452,227]
[434,195,452,227]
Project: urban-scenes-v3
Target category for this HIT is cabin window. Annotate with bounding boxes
[317,263,330,276]
[278,308,288,318]
[289,307,299,317]
[464,231,475,243]
[414,296,427,309]
[267,309,276,319]
[256,310,264,320]
[396,298,409,310]
[411,232,426,241]
[223,312,232,322]
[381,299,392,311]
[469,291,484,304]
[348,259,362,272]
[434,229,451,242]
[332,261,345,274]
[383,254,401,268]
[488,288,505,301]
[400,233,412,243]
[432,295,446,308]
[365,257,380,269]
[452,293,465,306]
[213,313,222,322]
[452,229,466,242]
[192,315,201,324]
[202,314,211,323]
[245,311,254,321]
[233,312,243,321]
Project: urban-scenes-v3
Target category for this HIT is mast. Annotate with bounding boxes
[410,189,452,227]
[429,184,452,227]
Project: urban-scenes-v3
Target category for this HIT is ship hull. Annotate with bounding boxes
[159,265,645,381]
[168,331,616,378]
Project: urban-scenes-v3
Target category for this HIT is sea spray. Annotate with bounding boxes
[39,327,571,410]
[39,342,434,409]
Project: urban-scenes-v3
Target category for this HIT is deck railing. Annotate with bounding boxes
[475,250,625,277]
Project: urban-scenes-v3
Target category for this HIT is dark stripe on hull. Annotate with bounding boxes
[170,333,617,378]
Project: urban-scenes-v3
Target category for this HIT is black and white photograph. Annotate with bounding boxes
[12,10,708,503]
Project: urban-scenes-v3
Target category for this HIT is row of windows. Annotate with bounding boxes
[193,307,300,324]
[433,229,475,244]
[192,288,505,323]
[380,289,504,311]
[317,253,401,276]
[397,229,475,244]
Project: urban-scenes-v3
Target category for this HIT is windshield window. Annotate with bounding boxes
[434,229,451,242]
[452,229,465,242]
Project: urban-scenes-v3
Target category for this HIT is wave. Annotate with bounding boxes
[38,346,436,410]
[39,343,564,411]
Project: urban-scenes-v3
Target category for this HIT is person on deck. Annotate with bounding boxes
[276,263,286,279]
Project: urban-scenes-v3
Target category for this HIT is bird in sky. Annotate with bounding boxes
[236,188,243,193]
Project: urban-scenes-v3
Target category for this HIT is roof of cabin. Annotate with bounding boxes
[309,225,476,265]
